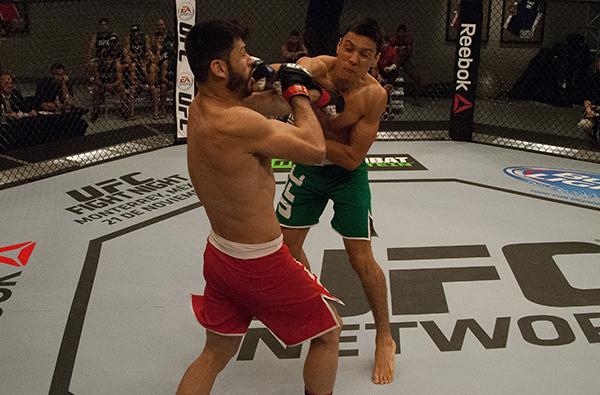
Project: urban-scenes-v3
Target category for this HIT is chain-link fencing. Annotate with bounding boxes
[475,0,599,162]
[1,0,176,188]
[1,0,598,189]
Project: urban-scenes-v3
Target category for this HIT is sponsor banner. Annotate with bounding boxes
[63,172,197,227]
[449,0,483,141]
[504,166,600,206]
[272,154,427,173]
[175,0,196,140]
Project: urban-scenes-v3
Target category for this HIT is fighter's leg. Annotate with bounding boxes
[343,238,396,384]
[277,165,328,271]
[304,302,342,395]
[281,226,311,269]
[176,330,242,395]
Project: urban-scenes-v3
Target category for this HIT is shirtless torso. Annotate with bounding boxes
[186,52,326,244]
[187,99,282,244]
[298,54,387,168]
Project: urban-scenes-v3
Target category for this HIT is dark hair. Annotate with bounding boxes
[342,17,383,53]
[396,24,407,33]
[185,20,248,83]
[290,30,300,37]
[99,18,109,25]
[50,63,65,71]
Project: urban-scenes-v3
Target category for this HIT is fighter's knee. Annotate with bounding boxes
[314,324,342,348]
[204,341,239,365]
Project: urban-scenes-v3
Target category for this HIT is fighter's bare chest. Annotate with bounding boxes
[319,107,361,133]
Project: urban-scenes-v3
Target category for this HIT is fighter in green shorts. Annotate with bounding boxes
[277,162,373,239]
[276,18,398,385]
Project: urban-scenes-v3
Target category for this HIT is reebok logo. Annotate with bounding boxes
[0,241,36,267]
[455,23,476,92]
[0,241,36,318]
[453,94,473,114]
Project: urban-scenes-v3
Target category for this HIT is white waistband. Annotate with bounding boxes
[314,159,335,167]
[208,230,283,259]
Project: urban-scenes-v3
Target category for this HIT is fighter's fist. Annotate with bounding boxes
[250,57,277,91]
[278,63,316,102]
[315,88,345,118]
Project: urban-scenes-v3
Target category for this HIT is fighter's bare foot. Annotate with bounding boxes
[372,335,396,385]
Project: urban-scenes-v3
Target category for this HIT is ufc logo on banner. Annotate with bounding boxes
[175,0,196,139]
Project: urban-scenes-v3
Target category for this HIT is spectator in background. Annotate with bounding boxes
[123,24,151,119]
[0,3,25,38]
[1,73,36,119]
[35,63,74,113]
[150,18,174,51]
[148,18,175,119]
[87,18,113,79]
[90,46,127,121]
[578,59,600,142]
[281,30,308,62]
[579,99,598,136]
[376,36,398,88]
[391,24,421,103]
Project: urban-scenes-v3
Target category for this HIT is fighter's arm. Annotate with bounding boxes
[325,85,387,171]
[243,90,290,116]
[226,98,325,165]
[243,88,327,117]
[243,60,325,116]
[296,56,328,79]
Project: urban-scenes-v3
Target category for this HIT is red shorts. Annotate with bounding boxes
[191,240,342,347]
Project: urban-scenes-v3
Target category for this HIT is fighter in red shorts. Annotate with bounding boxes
[177,20,342,395]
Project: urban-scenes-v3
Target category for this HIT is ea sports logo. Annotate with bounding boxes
[178,2,195,21]
[178,73,193,91]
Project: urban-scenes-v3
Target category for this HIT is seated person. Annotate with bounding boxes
[35,63,74,113]
[148,18,175,119]
[391,24,421,101]
[579,100,599,137]
[376,36,398,88]
[1,73,36,119]
[90,45,127,121]
[123,24,151,119]
[1,72,87,151]
[281,30,308,62]
[578,59,600,142]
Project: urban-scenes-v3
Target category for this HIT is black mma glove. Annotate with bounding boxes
[314,88,345,118]
[278,63,316,102]
[250,57,277,91]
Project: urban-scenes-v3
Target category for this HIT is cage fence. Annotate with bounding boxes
[0,0,598,189]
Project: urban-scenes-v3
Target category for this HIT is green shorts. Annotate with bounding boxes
[276,162,374,240]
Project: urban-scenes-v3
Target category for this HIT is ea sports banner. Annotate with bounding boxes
[175,0,196,140]
[449,0,483,141]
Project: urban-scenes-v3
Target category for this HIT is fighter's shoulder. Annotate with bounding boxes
[217,105,269,135]
[358,75,387,114]
[363,74,387,100]
[297,55,333,76]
